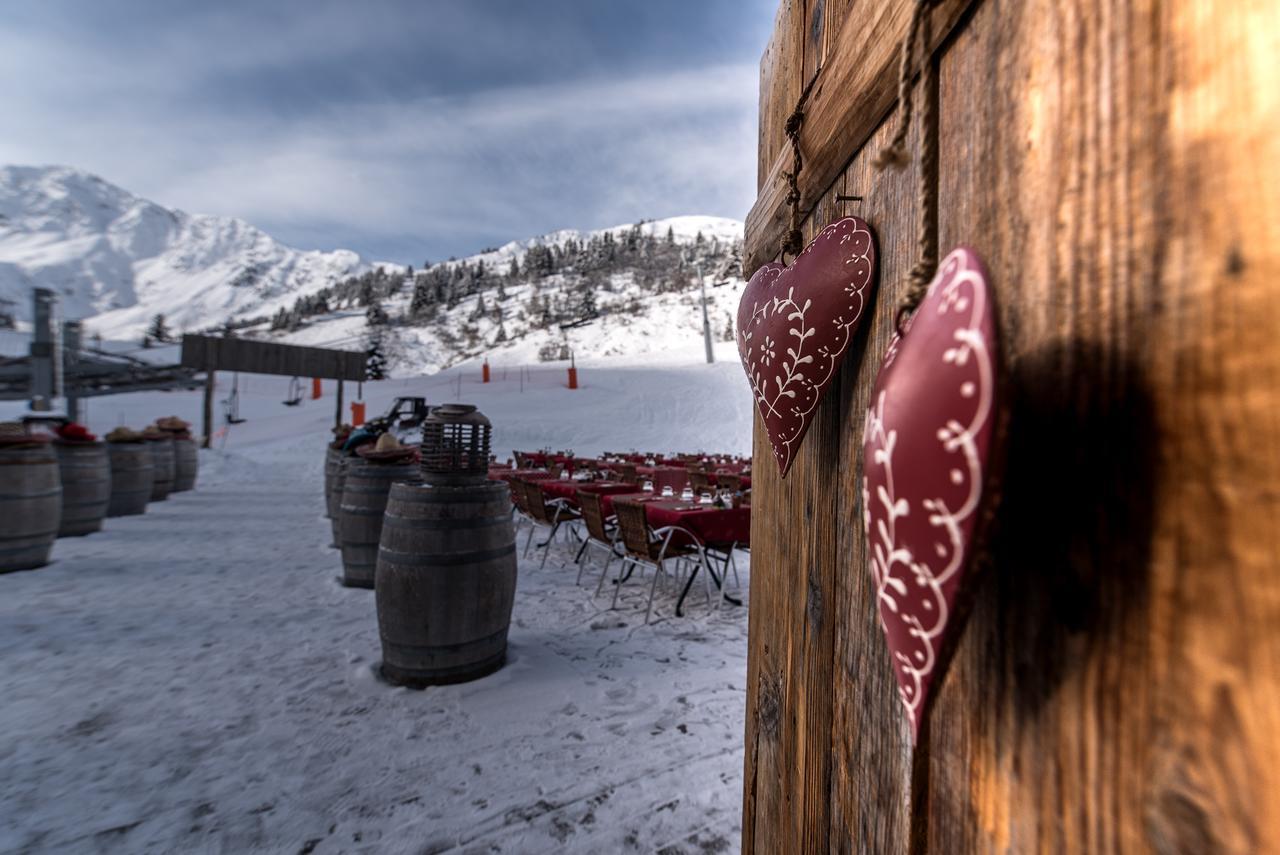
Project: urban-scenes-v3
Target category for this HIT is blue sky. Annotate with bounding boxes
[0,1,774,262]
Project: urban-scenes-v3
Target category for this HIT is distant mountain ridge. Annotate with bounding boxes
[0,165,747,374]
[0,165,364,337]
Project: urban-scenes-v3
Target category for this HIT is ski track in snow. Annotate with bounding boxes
[0,357,751,855]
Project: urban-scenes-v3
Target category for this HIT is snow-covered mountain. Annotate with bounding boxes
[261,214,746,375]
[0,164,747,374]
[0,165,364,337]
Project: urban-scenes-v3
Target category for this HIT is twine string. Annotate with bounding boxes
[874,0,938,329]
[779,75,819,262]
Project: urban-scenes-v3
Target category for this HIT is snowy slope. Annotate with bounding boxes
[0,352,753,853]
[0,165,365,337]
[266,216,747,374]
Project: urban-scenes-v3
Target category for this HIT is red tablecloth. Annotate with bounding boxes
[605,494,751,548]
[539,479,639,506]
[635,466,690,493]
[493,469,556,483]
[706,471,752,490]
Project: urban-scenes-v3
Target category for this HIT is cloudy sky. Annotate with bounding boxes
[0,1,773,263]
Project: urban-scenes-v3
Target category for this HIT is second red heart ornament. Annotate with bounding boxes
[736,216,877,475]
[862,246,1001,741]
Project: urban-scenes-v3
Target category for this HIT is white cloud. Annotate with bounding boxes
[0,18,758,260]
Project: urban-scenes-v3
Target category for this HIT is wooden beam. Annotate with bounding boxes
[202,370,214,449]
[743,0,975,276]
[180,334,366,382]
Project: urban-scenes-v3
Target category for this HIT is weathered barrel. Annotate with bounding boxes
[0,444,62,572]
[329,454,348,548]
[324,446,341,520]
[339,458,418,588]
[375,480,517,686]
[54,442,110,537]
[147,437,175,501]
[172,437,198,492]
[106,442,154,517]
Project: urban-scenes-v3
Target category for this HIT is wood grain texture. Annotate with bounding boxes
[742,181,846,854]
[745,0,975,276]
[744,0,1280,851]
[925,0,1280,851]
[759,0,803,191]
[825,110,923,855]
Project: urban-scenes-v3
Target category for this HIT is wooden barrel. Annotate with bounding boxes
[339,458,418,588]
[375,479,517,686]
[324,446,341,520]
[0,444,62,572]
[54,442,110,537]
[106,442,154,517]
[147,437,175,501]
[329,454,348,548]
[171,437,198,492]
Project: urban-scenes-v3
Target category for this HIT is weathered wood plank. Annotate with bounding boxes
[742,180,846,854]
[825,111,921,855]
[180,334,366,381]
[802,0,826,88]
[758,0,804,191]
[927,0,1280,851]
[745,0,974,276]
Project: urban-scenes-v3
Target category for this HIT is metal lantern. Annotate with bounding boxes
[420,403,492,485]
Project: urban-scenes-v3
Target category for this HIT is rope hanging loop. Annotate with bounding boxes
[874,0,939,329]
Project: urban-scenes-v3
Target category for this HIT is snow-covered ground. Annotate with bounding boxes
[0,352,753,854]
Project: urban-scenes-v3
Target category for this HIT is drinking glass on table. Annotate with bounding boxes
[661,485,674,497]
[681,486,694,501]
[699,492,714,505]
[643,480,654,493]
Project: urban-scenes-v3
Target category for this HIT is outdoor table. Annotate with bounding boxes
[493,469,556,483]
[539,479,638,507]
[706,471,753,490]
[635,466,689,493]
[524,452,549,467]
[607,494,750,615]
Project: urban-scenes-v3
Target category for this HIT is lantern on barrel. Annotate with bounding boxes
[376,404,517,687]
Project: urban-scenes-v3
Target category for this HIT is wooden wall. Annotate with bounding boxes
[741,1,1280,852]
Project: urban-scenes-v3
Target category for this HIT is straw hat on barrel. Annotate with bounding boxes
[356,431,417,462]
[155,416,191,435]
[105,426,146,443]
[0,421,47,448]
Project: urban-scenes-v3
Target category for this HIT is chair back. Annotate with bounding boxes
[689,471,711,492]
[514,451,528,469]
[578,491,611,543]
[548,462,564,478]
[617,463,638,483]
[509,479,532,514]
[525,482,555,524]
[718,473,742,492]
[613,501,653,560]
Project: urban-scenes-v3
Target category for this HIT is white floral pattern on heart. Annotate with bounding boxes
[737,217,876,475]
[861,247,998,741]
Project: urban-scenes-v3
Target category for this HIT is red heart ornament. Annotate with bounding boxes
[737,217,877,475]
[861,247,1000,741]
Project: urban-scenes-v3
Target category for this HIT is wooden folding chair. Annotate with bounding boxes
[522,480,581,569]
[576,490,622,587]
[612,501,707,624]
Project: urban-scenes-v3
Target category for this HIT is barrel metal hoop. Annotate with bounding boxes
[378,543,516,566]
[380,514,511,531]
[0,489,62,500]
[380,627,508,657]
